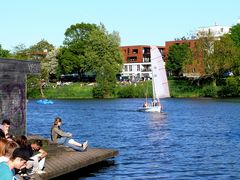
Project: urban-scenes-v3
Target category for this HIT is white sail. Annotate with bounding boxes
[151,46,170,99]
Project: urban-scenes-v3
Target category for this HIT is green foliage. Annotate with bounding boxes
[166,43,192,76]
[168,78,201,97]
[211,35,239,77]
[218,76,240,97]
[0,44,10,58]
[229,24,240,47]
[44,83,93,99]
[29,39,54,53]
[116,81,152,98]
[12,44,30,60]
[58,22,123,98]
[58,23,98,74]
[200,85,218,97]
[27,75,42,99]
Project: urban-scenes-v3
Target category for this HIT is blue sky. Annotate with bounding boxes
[1,0,239,50]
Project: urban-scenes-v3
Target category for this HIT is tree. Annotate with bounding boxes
[186,31,217,83]
[45,48,60,80]
[0,44,10,58]
[228,24,240,75]
[58,23,98,75]
[229,23,240,47]
[29,39,54,53]
[58,22,124,98]
[166,43,192,76]
[85,24,123,98]
[12,44,29,60]
[211,35,239,77]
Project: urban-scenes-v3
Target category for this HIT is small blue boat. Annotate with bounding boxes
[36,99,54,105]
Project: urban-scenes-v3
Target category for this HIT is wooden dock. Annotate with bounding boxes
[27,136,118,180]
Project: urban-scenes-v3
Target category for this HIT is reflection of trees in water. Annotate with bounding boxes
[148,113,169,142]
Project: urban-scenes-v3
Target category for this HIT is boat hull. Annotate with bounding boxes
[139,106,161,112]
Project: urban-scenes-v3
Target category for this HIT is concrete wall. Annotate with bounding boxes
[0,58,40,136]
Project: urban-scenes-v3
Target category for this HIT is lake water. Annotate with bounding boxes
[27,98,240,179]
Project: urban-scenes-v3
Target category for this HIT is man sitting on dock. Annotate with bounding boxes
[26,140,48,175]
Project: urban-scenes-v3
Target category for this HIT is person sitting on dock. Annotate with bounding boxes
[0,147,32,180]
[26,139,47,175]
[0,119,11,139]
[51,117,88,151]
[15,136,47,175]
[0,139,18,163]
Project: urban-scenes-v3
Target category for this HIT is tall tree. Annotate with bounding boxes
[58,22,123,98]
[189,31,216,81]
[58,23,98,75]
[211,35,239,77]
[29,39,54,53]
[12,44,29,60]
[229,23,240,47]
[166,43,192,76]
[85,24,123,98]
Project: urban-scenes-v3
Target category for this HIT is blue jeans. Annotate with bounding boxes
[58,137,83,151]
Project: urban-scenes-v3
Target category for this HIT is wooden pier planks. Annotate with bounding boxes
[33,145,118,180]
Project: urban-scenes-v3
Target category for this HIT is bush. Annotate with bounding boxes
[201,85,218,97]
[115,81,152,98]
[218,76,240,97]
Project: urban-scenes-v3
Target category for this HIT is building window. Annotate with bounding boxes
[137,65,140,71]
[133,49,138,54]
[143,48,150,54]
[221,28,224,32]
[127,56,137,62]
[143,57,150,62]
[129,65,132,71]
[124,65,128,72]
[127,48,130,55]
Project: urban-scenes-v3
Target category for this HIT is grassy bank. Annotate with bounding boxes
[28,79,203,99]
[28,83,93,99]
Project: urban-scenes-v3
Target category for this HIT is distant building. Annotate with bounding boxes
[120,45,165,81]
[196,24,230,39]
[164,39,196,60]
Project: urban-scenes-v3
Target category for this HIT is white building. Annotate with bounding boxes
[122,62,152,81]
[196,24,230,39]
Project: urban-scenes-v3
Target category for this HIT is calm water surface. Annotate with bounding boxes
[27,98,240,179]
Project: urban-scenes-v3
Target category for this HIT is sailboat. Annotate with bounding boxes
[139,46,170,112]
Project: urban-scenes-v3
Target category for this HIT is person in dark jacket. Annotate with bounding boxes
[0,119,11,139]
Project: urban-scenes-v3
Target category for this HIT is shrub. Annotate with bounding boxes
[201,85,218,97]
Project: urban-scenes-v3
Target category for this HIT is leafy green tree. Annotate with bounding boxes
[0,44,10,58]
[211,35,239,77]
[29,39,54,54]
[166,43,192,76]
[228,24,240,75]
[229,23,240,47]
[12,44,29,60]
[58,22,123,98]
[58,23,98,75]
[86,25,123,97]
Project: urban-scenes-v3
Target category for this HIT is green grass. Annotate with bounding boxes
[43,83,93,99]
[28,79,204,99]
[169,79,202,98]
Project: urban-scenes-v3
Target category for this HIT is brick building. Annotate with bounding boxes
[120,45,164,81]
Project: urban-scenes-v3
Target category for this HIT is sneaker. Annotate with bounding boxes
[37,170,46,175]
[83,140,88,151]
